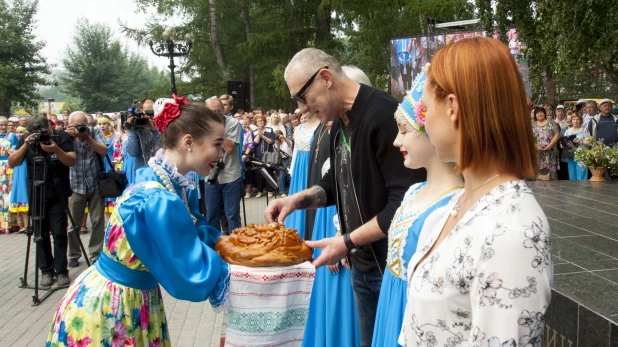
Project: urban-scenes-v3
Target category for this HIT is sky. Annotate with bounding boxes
[34,0,181,72]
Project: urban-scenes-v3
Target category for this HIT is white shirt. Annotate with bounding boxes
[400,180,552,347]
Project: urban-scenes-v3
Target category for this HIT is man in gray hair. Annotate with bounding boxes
[265,48,425,347]
[583,100,598,130]
[66,111,108,268]
[342,65,372,86]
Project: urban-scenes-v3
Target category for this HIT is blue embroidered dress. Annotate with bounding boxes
[372,183,461,347]
[122,141,137,187]
[284,123,315,239]
[46,150,229,347]
[303,159,360,347]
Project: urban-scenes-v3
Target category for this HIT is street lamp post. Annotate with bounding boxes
[145,27,194,95]
[47,98,54,117]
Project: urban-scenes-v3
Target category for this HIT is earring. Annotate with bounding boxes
[188,148,192,152]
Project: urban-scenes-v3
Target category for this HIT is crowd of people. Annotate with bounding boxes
[1,36,560,347]
[530,98,618,180]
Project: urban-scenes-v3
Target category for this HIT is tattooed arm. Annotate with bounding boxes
[297,186,328,210]
[264,185,328,225]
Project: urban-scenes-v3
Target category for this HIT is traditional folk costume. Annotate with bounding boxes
[100,118,123,213]
[9,127,29,228]
[46,97,229,347]
[284,122,316,240]
[372,66,462,347]
[0,131,18,233]
[303,123,360,347]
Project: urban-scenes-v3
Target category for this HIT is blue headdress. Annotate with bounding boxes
[395,63,429,134]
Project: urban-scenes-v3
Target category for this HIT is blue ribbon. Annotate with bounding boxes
[95,252,158,290]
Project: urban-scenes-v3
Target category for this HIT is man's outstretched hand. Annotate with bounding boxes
[305,236,347,268]
[264,196,297,225]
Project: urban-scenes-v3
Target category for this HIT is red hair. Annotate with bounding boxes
[428,37,538,179]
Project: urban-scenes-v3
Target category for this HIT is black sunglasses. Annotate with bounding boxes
[290,66,328,104]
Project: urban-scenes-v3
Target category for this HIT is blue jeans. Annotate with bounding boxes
[351,266,383,347]
[278,169,287,194]
[205,177,242,233]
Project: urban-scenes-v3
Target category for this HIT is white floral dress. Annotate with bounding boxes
[401,180,552,347]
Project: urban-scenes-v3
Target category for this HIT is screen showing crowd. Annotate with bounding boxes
[390,28,530,101]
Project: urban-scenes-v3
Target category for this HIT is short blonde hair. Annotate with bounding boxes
[219,94,234,104]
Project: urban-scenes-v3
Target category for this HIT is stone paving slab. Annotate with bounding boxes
[0,195,272,346]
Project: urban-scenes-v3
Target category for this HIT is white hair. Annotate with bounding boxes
[284,48,343,82]
[68,111,87,123]
[342,65,372,86]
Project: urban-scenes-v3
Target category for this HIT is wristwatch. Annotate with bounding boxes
[343,233,359,254]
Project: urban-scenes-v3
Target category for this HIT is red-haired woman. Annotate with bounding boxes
[401,37,552,346]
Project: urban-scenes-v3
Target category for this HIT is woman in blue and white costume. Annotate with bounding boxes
[372,65,463,347]
[303,122,360,347]
[284,111,320,239]
[47,96,230,346]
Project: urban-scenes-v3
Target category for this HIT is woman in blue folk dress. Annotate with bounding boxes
[0,117,19,233]
[47,97,229,347]
[122,137,137,187]
[303,122,360,347]
[284,112,320,240]
[372,66,463,347]
[98,116,123,216]
[9,126,30,232]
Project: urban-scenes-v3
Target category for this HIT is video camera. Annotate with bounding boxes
[120,109,154,130]
[29,124,59,147]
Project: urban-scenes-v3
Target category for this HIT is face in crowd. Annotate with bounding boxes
[585,103,598,116]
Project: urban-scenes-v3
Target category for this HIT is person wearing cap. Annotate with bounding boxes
[555,105,568,131]
[589,99,618,147]
[8,117,19,134]
[555,105,570,180]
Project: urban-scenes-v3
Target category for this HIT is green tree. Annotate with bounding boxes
[0,0,50,115]
[62,19,168,112]
[482,0,618,103]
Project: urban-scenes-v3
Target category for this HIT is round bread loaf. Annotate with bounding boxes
[215,223,313,267]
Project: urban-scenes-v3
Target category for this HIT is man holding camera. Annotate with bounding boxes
[66,112,108,267]
[124,98,160,183]
[205,96,243,233]
[8,115,76,287]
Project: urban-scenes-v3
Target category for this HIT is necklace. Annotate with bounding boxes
[149,161,195,223]
[450,173,501,217]
[313,125,329,164]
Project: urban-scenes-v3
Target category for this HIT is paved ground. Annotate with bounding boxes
[0,194,273,346]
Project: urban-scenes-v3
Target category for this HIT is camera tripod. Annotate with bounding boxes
[18,147,90,306]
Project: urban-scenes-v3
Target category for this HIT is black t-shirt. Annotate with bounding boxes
[17,130,74,200]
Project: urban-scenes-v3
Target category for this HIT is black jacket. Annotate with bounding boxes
[318,84,426,273]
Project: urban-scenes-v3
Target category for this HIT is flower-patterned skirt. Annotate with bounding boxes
[46,266,171,347]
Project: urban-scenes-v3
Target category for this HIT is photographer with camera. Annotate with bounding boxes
[8,115,76,287]
[204,96,242,233]
[65,112,108,268]
[123,98,160,185]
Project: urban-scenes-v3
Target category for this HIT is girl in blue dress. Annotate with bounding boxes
[0,117,19,233]
[371,65,463,347]
[303,123,360,347]
[10,126,29,232]
[284,113,320,239]
[122,135,137,187]
[47,96,230,346]
[97,115,123,216]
